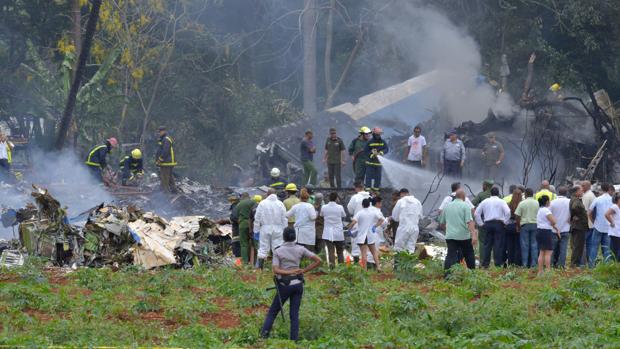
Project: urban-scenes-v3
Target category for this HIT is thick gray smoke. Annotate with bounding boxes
[378,3,518,124]
[0,150,115,238]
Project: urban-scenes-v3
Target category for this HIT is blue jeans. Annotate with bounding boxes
[552,232,569,268]
[520,224,538,267]
[588,228,611,268]
[364,165,382,189]
[261,282,303,340]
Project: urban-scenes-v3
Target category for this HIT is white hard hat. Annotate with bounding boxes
[270,168,281,177]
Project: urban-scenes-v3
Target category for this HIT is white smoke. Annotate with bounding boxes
[377,3,518,124]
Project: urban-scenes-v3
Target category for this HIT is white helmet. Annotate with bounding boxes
[270,167,281,178]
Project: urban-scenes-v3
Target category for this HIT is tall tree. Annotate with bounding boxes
[55,0,102,150]
[302,0,317,117]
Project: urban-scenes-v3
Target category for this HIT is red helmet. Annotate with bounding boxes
[107,137,119,147]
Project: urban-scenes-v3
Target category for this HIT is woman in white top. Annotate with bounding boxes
[604,194,620,261]
[536,195,560,275]
[320,192,347,267]
[346,198,385,271]
[286,188,317,250]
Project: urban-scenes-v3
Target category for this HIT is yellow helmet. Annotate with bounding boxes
[549,83,561,92]
[359,126,371,134]
[253,195,262,203]
[285,183,298,192]
[131,149,142,159]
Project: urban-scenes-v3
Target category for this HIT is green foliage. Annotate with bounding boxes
[592,261,620,289]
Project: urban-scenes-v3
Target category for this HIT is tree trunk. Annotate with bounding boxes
[302,0,317,117]
[324,0,335,102]
[324,31,363,109]
[55,0,102,151]
[72,0,82,63]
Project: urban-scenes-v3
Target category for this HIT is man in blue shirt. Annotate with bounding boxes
[588,182,614,267]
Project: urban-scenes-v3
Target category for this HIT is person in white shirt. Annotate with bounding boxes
[404,126,427,168]
[320,192,347,267]
[438,182,474,214]
[549,186,571,267]
[347,181,370,263]
[346,198,385,271]
[474,187,510,267]
[391,188,423,253]
[580,180,596,265]
[588,182,614,267]
[536,195,561,275]
[0,132,14,182]
[604,193,620,262]
[254,189,288,269]
[286,188,317,251]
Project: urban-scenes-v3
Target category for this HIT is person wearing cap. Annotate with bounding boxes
[482,132,504,181]
[440,130,466,178]
[364,127,389,190]
[217,193,242,258]
[236,193,258,264]
[405,125,428,168]
[156,126,177,193]
[118,149,144,186]
[300,130,317,186]
[349,126,372,183]
[283,183,301,228]
[323,128,346,188]
[85,137,118,182]
[391,188,423,254]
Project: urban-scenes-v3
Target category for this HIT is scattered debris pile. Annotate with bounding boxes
[10,186,232,269]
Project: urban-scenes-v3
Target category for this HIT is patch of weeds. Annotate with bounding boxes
[564,275,609,302]
[75,268,115,291]
[169,324,221,347]
[394,252,425,282]
[537,287,578,311]
[132,295,162,313]
[385,291,427,317]
[430,298,473,336]
[592,262,620,289]
[446,265,497,298]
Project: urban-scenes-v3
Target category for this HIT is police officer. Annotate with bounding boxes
[119,148,144,186]
[260,227,321,341]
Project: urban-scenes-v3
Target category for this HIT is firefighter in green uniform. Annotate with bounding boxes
[119,149,144,186]
[348,126,371,183]
[236,193,257,264]
[85,137,118,182]
[472,179,494,261]
[156,126,177,193]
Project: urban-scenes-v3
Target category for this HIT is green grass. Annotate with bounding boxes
[2,256,620,348]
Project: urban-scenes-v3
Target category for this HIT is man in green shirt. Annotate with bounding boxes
[440,189,478,272]
[515,188,539,267]
[323,128,346,188]
[283,184,301,228]
[236,193,256,264]
[482,133,504,181]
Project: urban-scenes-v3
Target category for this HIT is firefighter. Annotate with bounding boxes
[119,149,144,186]
[364,127,388,191]
[348,126,371,184]
[85,137,118,182]
[268,167,285,190]
[156,126,177,193]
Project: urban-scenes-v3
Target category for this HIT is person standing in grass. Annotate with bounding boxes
[569,185,589,267]
[286,188,317,251]
[604,193,620,261]
[549,186,571,268]
[439,189,478,271]
[515,188,540,268]
[260,227,322,341]
[588,182,614,267]
[536,195,561,275]
[320,192,347,267]
[346,198,385,271]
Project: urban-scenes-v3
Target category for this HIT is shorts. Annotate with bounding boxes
[536,229,553,251]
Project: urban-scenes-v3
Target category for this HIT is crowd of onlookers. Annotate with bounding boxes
[440,179,620,275]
